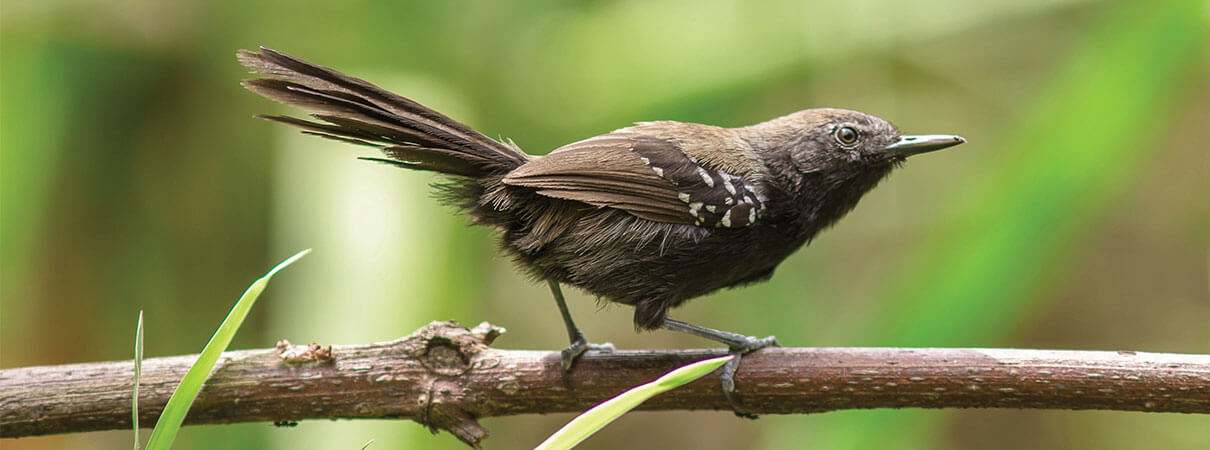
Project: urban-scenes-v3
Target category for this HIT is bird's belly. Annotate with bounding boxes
[511,217,798,307]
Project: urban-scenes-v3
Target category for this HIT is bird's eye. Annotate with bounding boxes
[835,126,859,147]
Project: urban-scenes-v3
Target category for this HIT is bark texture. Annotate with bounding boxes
[3,321,1209,448]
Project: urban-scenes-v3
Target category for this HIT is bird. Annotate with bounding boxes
[237,46,965,411]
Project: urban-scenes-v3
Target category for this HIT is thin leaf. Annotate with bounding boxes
[133,310,144,450]
[535,355,734,450]
[145,249,311,450]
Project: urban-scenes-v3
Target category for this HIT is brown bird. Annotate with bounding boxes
[238,47,964,410]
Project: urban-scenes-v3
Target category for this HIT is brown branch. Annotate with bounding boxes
[3,321,1209,447]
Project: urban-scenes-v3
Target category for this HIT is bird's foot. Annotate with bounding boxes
[721,334,779,419]
[658,319,778,417]
[560,336,615,385]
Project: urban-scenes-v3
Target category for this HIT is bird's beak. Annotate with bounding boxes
[880,134,966,158]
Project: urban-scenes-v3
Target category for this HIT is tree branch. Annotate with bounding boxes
[3,321,1208,447]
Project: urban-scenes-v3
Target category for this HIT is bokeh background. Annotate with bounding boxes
[3,0,1208,449]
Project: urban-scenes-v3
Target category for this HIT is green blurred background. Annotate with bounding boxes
[3,0,1208,448]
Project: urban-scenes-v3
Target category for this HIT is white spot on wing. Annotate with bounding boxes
[748,207,756,224]
[696,167,714,187]
[721,209,732,227]
[722,176,737,195]
[652,166,664,177]
[678,192,691,203]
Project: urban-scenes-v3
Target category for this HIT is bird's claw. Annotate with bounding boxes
[721,334,779,418]
[728,335,779,354]
[560,337,614,384]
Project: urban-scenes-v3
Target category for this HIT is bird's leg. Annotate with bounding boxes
[661,318,778,417]
[548,281,614,380]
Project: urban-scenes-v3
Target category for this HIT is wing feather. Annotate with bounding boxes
[503,129,768,227]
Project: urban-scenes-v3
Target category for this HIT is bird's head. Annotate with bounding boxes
[753,108,964,175]
[741,108,965,232]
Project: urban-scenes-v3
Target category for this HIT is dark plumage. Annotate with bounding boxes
[238,47,964,407]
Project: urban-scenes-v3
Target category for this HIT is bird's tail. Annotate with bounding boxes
[238,47,530,178]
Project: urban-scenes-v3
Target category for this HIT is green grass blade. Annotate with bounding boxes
[535,355,733,450]
[145,249,311,450]
[134,310,144,450]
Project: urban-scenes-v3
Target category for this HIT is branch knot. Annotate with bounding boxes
[402,321,504,448]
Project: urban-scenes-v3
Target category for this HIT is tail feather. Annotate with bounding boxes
[238,47,529,176]
[373,146,486,177]
[257,114,381,147]
[241,47,495,147]
[257,114,485,178]
[242,78,495,164]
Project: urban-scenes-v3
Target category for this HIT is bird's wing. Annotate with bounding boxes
[502,130,768,227]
